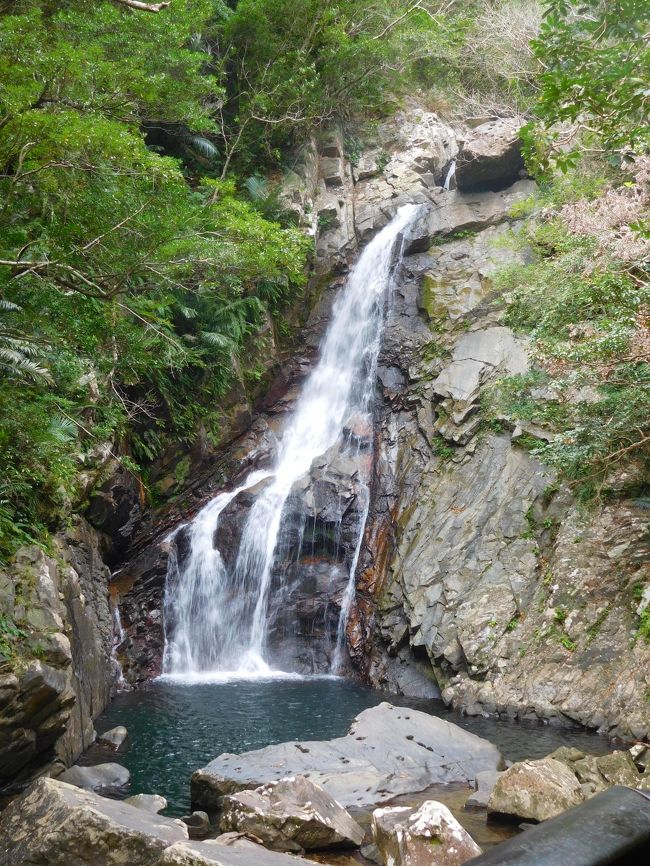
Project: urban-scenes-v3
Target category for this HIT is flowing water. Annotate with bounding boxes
[162,205,420,678]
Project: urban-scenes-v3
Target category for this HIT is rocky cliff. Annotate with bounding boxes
[2,105,647,799]
[110,107,650,739]
[0,519,116,802]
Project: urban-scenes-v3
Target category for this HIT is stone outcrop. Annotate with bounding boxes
[0,520,116,801]
[455,118,525,190]
[352,168,650,738]
[191,703,503,812]
[0,778,317,866]
[219,775,364,852]
[97,724,128,749]
[487,757,584,822]
[372,801,482,866]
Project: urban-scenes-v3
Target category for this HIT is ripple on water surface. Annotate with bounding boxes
[89,678,611,817]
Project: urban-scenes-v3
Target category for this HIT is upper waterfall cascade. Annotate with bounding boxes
[162,205,420,680]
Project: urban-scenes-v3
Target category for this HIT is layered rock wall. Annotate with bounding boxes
[348,148,650,739]
[0,519,116,801]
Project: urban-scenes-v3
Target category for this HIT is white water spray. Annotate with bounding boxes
[162,205,419,679]
[443,158,456,191]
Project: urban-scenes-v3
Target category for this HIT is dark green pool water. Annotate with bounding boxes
[88,677,611,816]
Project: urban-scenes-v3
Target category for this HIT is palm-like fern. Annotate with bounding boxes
[0,300,52,384]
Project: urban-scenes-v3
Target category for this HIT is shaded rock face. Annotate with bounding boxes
[0,520,116,801]
[0,777,315,866]
[191,703,504,812]
[372,801,482,866]
[455,119,525,191]
[219,775,365,852]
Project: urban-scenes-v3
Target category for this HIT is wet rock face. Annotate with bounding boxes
[372,801,482,866]
[0,520,115,801]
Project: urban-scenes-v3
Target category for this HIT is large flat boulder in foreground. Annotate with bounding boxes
[192,703,503,811]
[0,777,315,866]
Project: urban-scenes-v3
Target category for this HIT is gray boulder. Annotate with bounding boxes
[0,777,187,865]
[97,724,128,749]
[0,778,318,866]
[182,810,212,839]
[456,118,524,190]
[192,703,504,811]
[58,760,130,791]
[466,770,503,809]
[219,775,364,852]
[488,757,584,822]
[126,793,168,813]
[157,838,315,866]
[372,801,482,865]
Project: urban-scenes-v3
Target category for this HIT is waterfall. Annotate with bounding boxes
[443,158,456,191]
[162,204,419,680]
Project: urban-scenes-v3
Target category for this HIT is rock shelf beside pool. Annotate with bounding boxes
[191,703,504,812]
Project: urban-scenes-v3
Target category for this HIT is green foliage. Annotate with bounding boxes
[0,614,26,661]
[487,177,650,498]
[211,0,462,171]
[432,437,455,461]
[528,0,650,170]
[0,1,311,561]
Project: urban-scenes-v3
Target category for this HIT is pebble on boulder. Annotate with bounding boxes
[219,774,365,853]
[372,800,482,866]
[126,793,168,814]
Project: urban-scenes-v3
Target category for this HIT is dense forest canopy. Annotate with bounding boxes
[0,0,648,561]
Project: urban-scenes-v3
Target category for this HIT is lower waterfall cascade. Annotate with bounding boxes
[161,204,420,679]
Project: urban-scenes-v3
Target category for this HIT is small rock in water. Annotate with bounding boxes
[125,793,167,813]
[182,810,211,839]
[58,761,130,791]
[465,770,502,809]
[372,800,482,865]
[219,774,365,852]
[97,724,129,750]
